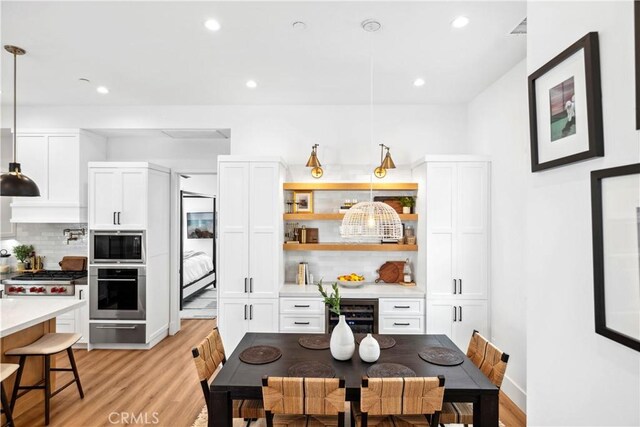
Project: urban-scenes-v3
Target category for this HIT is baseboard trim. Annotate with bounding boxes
[501,374,526,412]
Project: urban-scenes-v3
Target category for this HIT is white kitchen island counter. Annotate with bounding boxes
[280,283,425,298]
[0,298,85,338]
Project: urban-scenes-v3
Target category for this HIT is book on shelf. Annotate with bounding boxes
[297,262,311,286]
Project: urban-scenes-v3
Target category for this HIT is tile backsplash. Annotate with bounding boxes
[0,223,88,269]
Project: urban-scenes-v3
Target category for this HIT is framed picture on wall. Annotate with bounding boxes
[591,163,640,352]
[528,32,604,172]
[187,212,214,239]
[293,191,313,213]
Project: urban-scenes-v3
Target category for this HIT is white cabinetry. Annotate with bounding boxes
[10,130,106,223]
[426,300,488,351]
[218,157,285,352]
[378,298,425,335]
[219,298,279,353]
[414,157,490,350]
[55,285,90,346]
[279,297,325,334]
[88,167,147,229]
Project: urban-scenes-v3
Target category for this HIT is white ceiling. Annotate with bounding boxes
[0,1,526,106]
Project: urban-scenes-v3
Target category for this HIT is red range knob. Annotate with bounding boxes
[38,287,46,293]
[8,286,15,292]
[17,287,25,293]
[30,286,38,293]
[51,287,59,293]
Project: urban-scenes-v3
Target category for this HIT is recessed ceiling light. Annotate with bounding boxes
[204,19,221,32]
[292,21,307,31]
[451,16,470,29]
[96,86,109,94]
[413,78,426,87]
[246,80,257,89]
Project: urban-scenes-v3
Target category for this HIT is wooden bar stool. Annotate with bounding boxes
[1,363,19,427]
[6,333,84,426]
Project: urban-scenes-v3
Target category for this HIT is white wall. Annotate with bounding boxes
[7,105,469,166]
[526,2,640,425]
[467,59,528,411]
[105,136,229,171]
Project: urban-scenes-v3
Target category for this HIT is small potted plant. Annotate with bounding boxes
[13,244,34,271]
[399,196,415,214]
[317,279,355,361]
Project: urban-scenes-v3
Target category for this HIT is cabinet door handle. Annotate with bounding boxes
[244,304,247,320]
[294,304,310,308]
[244,278,248,293]
[96,325,136,330]
[250,277,253,293]
[249,304,253,320]
[113,212,117,225]
[453,279,457,295]
[459,279,462,294]
[453,306,457,322]
[394,322,410,326]
[79,289,83,299]
[394,305,411,309]
[459,306,462,322]
[294,321,310,325]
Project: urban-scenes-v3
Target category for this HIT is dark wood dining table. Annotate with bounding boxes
[210,333,499,427]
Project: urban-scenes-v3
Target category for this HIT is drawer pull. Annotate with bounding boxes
[95,325,136,330]
[394,305,411,309]
[393,322,410,326]
[294,305,310,308]
[294,321,310,325]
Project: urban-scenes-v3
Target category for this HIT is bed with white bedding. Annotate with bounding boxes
[182,250,215,298]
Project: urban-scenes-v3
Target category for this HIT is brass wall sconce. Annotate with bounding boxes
[305,144,323,178]
[373,144,396,178]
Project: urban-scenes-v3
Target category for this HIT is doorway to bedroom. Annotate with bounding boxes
[180,174,217,319]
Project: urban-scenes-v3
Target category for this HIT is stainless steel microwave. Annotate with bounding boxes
[90,231,145,264]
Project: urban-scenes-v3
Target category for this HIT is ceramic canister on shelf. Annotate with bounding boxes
[358,333,381,363]
[330,315,355,361]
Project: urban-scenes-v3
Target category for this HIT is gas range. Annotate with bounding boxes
[3,270,87,296]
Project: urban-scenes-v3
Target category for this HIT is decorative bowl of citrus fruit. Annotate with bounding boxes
[337,273,366,288]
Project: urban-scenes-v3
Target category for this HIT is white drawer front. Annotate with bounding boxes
[280,298,325,314]
[279,315,325,333]
[379,298,424,316]
[379,317,424,334]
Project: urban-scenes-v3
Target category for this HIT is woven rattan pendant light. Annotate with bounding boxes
[340,20,402,243]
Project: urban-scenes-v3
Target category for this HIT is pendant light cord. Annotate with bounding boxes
[12,50,17,164]
[369,29,374,202]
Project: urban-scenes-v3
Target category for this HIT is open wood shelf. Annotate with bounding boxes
[283,213,418,221]
[283,182,418,191]
[283,243,418,252]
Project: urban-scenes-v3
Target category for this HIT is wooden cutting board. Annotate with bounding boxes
[376,261,405,283]
[59,256,87,271]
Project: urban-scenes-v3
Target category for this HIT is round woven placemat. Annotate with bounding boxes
[298,335,331,350]
[354,334,396,350]
[288,361,336,378]
[367,363,416,378]
[418,347,464,366]
[239,345,282,365]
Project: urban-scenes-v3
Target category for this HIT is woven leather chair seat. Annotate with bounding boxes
[5,333,81,356]
[233,399,265,419]
[352,403,434,427]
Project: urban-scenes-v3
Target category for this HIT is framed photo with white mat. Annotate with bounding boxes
[528,32,604,172]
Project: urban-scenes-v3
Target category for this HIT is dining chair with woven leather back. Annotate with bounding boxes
[262,376,346,427]
[440,331,509,426]
[192,327,264,425]
[352,375,446,427]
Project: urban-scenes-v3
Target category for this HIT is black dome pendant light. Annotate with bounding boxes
[0,45,40,197]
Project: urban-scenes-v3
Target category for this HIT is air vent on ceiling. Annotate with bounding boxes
[161,129,229,139]
[510,17,527,35]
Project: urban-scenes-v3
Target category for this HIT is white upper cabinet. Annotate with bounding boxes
[88,163,163,230]
[426,161,489,300]
[218,157,284,300]
[10,130,106,223]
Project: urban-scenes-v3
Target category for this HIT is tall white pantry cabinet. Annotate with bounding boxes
[217,156,285,352]
[414,157,490,352]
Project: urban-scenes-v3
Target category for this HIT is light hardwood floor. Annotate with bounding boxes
[10,319,526,427]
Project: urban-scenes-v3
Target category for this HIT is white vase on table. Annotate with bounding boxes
[359,333,380,363]
[330,315,355,361]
